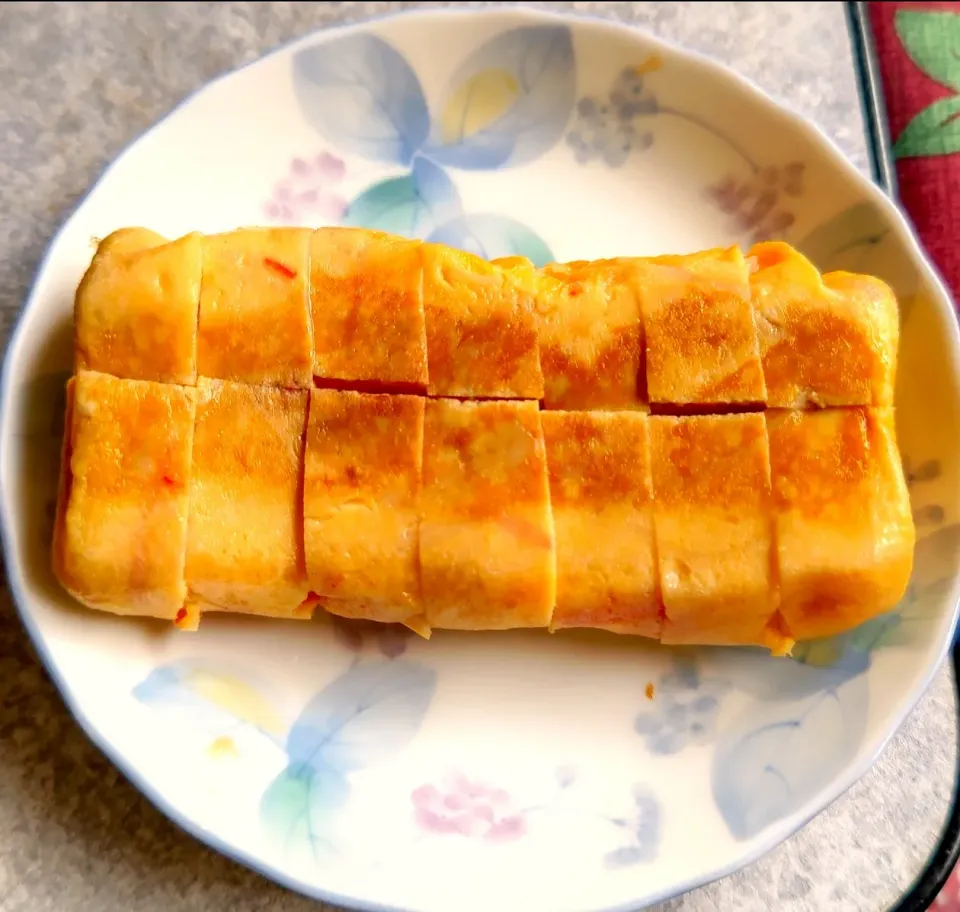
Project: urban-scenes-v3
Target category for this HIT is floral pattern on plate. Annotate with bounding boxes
[565,58,805,244]
[633,656,729,756]
[130,15,955,887]
[138,651,437,865]
[272,26,579,265]
[134,644,666,871]
[262,151,349,223]
[411,774,527,841]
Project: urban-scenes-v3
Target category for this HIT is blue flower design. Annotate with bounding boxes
[567,56,771,182]
[565,62,663,168]
[604,785,661,869]
[609,67,660,119]
[566,75,654,167]
[291,25,573,265]
[633,656,729,755]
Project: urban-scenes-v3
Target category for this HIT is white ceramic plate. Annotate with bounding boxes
[3,8,960,912]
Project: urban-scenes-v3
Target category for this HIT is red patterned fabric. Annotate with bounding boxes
[868,1,960,304]
[937,866,960,910]
[867,3,960,905]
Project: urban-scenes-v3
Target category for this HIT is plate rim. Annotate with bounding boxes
[2,6,960,911]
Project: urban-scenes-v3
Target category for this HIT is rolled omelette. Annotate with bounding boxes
[54,226,915,651]
[74,227,899,408]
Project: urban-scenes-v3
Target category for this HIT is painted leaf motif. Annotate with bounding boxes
[133,660,285,740]
[286,659,436,773]
[260,763,349,862]
[604,845,646,869]
[894,94,960,159]
[898,523,960,635]
[894,10,960,92]
[342,157,462,239]
[913,523,960,593]
[427,213,553,266]
[425,26,576,169]
[292,34,429,165]
[847,612,903,652]
[797,201,889,271]
[791,612,899,673]
[712,671,868,840]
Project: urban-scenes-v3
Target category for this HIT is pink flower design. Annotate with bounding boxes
[411,774,527,842]
[705,161,805,245]
[263,151,349,223]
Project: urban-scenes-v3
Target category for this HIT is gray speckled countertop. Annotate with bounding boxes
[0,2,955,910]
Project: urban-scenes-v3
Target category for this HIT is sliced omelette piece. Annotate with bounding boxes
[197,228,313,387]
[535,260,645,410]
[420,398,556,629]
[74,228,202,385]
[52,370,196,619]
[311,228,428,388]
[422,244,543,399]
[749,241,898,407]
[650,413,780,646]
[768,407,914,640]
[185,379,311,618]
[542,410,660,637]
[303,389,425,628]
[641,246,767,405]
